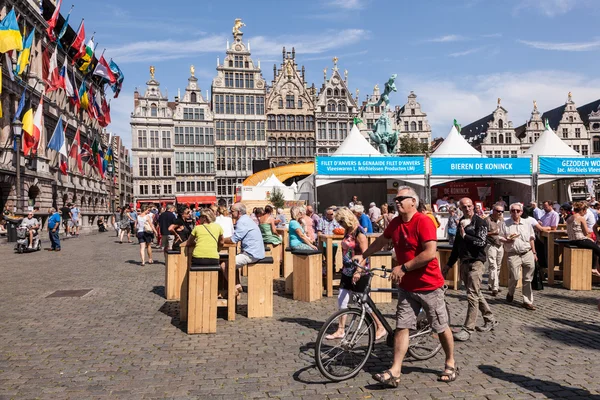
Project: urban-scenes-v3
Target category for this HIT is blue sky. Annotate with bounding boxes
[66,0,600,149]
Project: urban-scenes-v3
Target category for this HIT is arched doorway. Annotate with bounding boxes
[27,185,40,209]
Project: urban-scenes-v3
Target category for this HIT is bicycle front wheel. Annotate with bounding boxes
[407,303,451,360]
[315,308,375,382]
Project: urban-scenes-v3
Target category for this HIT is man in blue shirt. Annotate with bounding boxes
[352,204,373,233]
[225,203,265,268]
[47,207,62,251]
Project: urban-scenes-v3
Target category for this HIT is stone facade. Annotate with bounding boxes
[266,47,316,167]
[480,100,520,158]
[0,2,122,233]
[173,71,216,205]
[554,93,590,156]
[212,29,267,205]
[111,136,134,208]
[394,91,432,151]
[131,70,175,205]
[315,59,358,156]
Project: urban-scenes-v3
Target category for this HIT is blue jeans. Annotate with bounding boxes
[49,229,61,250]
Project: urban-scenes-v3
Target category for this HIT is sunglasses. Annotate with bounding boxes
[510,209,522,213]
[494,209,503,213]
[394,195,414,203]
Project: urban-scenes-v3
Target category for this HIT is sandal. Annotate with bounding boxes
[438,364,459,383]
[325,332,345,340]
[372,369,401,388]
[148,259,154,264]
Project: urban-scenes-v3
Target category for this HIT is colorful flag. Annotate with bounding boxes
[46,47,61,92]
[31,96,44,156]
[45,0,62,42]
[0,9,23,53]
[78,38,94,73]
[47,117,68,157]
[102,98,111,125]
[109,59,124,98]
[91,135,104,178]
[92,55,116,84]
[68,71,79,110]
[56,6,71,46]
[20,98,33,155]
[13,87,25,122]
[69,127,83,173]
[63,58,74,97]
[70,19,85,64]
[80,140,93,166]
[22,97,43,156]
[78,80,89,110]
[16,29,34,76]
[105,146,114,175]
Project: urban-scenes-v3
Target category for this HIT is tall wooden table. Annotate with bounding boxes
[276,227,294,293]
[540,230,567,285]
[437,243,459,289]
[221,243,237,321]
[318,233,345,297]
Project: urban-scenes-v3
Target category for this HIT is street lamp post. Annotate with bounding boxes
[12,119,23,214]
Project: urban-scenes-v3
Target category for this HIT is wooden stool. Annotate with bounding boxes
[563,246,592,290]
[187,263,220,334]
[499,253,522,288]
[266,244,282,279]
[370,251,393,303]
[437,245,459,290]
[292,249,323,302]
[247,257,274,318]
[284,247,294,294]
[165,244,190,301]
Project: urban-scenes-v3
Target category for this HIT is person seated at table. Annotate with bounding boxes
[566,201,600,277]
[187,208,224,282]
[97,216,108,232]
[325,207,386,341]
[169,206,195,251]
[257,206,282,247]
[275,207,287,228]
[289,206,318,251]
[215,205,234,239]
[351,204,373,234]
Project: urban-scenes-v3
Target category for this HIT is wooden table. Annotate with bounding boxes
[437,243,459,290]
[540,230,567,285]
[318,234,345,297]
[221,243,237,321]
[276,228,293,294]
[366,233,382,246]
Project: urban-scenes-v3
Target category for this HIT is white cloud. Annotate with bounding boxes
[107,29,368,63]
[517,39,600,51]
[326,0,366,10]
[514,0,578,17]
[482,33,503,38]
[398,71,600,139]
[427,35,467,43]
[449,47,486,57]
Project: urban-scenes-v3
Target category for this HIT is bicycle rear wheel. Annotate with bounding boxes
[407,303,451,360]
[315,308,375,382]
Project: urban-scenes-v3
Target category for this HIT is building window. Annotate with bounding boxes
[186,181,195,192]
[575,128,581,138]
[225,72,233,87]
[268,138,276,157]
[339,122,348,139]
[594,137,600,154]
[297,116,305,131]
[246,96,254,114]
[235,72,243,88]
[215,95,224,114]
[490,133,497,144]
[328,122,337,140]
[298,138,306,157]
[235,55,243,68]
[573,145,580,153]
[288,138,296,156]
[277,115,285,130]
[308,139,315,156]
[150,157,160,177]
[139,184,148,195]
[307,116,314,131]
[563,128,568,138]
[138,130,147,148]
[162,158,171,176]
[268,115,276,130]
[161,131,171,148]
[418,121,423,131]
[494,151,501,158]
[163,185,172,194]
[582,145,589,156]
[236,122,245,141]
[215,121,224,141]
[502,150,509,157]
[226,121,235,140]
[410,121,416,131]
[287,115,295,130]
[486,151,493,157]
[511,151,517,158]
[411,108,415,116]
[327,101,336,112]
[225,95,234,114]
[257,122,266,141]
[506,134,512,144]
[286,94,295,109]
[404,122,408,131]
[175,152,184,174]
[298,99,303,109]
[190,92,197,103]
[256,97,265,114]
[151,184,160,195]
[569,116,574,123]
[534,132,540,141]
[150,130,159,148]
[318,122,326,140]
[498,134,504,144]
[338,102,346,112]
[245,73,254,89]
[498,119,503,129]
[235,95,245,114]
[278,138,286,156]
[138,157,148,176]
[151,104,157,117]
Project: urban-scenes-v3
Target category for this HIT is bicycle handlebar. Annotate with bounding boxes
[351,260,394,275]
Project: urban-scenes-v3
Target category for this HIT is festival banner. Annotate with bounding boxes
[539,157,600,175]
[430,157,531,176]
[315,156,425,176]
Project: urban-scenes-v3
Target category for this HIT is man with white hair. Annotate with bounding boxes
[224,203,265,269]
[357,185,457,386]
[368,202,382,233]
[500,202,537,310]
[352,204,373,234]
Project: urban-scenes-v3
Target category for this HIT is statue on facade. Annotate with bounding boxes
[233,19,245,35]
[285,60,294,78]
[190,65,195,77]
[366,74,397,111]
[150,65,155,80]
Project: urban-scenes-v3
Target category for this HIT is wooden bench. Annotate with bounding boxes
[186,263,221,334]
[265,244,282,279]
[165,243,190,301]
[369,250,393,303]
[247,257,274,318]
[292,249,323,302]
[437,244,459,290]
[563,245,592,290]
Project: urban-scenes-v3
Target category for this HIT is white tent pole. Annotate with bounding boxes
[313,170,318,212]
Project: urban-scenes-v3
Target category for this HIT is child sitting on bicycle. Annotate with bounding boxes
[325,208,387,341]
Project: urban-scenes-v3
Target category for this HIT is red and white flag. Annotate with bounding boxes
[31,96,44,156]
[69,127,83,173]
[46,0,62,41]
[46,48,61,92]
[92,55,116,84]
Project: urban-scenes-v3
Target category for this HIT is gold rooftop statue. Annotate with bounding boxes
[233,18,245,35]
[150,65,155,80]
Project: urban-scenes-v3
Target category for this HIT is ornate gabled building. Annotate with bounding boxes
[394,91,432,150]
[131,68,176,205]
[266,47,316,167]
[516,101,544,153]
[315,58,358,156]
[212,23,267,205]
[173,68,216,206]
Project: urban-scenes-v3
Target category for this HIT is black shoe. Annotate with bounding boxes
[506,293,513,303]
[476,320,498,332]
[491,290,498,297]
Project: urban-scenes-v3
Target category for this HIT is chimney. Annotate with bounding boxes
[273,64,277,81]
[292,47,295,59]
[301,65,305,82]
[282,46,286,62]
[134,89,139,108]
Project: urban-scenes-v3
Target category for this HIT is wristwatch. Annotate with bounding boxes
[401,264,408,273]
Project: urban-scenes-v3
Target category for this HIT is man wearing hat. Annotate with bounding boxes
[368,202,382,233]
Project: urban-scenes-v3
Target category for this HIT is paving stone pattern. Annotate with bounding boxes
[1,233,600,399]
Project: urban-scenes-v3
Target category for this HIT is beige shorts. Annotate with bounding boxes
[395,287,449,334]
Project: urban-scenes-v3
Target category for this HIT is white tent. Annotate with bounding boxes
[431,126,481,157]
[258,173,286,187]
[333,124,381,156]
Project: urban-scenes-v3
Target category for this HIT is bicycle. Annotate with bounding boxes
[314,262,451,382]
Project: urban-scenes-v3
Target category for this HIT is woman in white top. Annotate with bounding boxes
[135,205,158,266]
[215,206,235,239]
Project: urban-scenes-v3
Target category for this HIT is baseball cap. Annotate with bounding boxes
[561,202,572,211]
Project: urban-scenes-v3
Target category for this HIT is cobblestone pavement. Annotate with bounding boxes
[1,233,600,399]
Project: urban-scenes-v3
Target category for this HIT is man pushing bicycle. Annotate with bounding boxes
[355,185,458,387]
